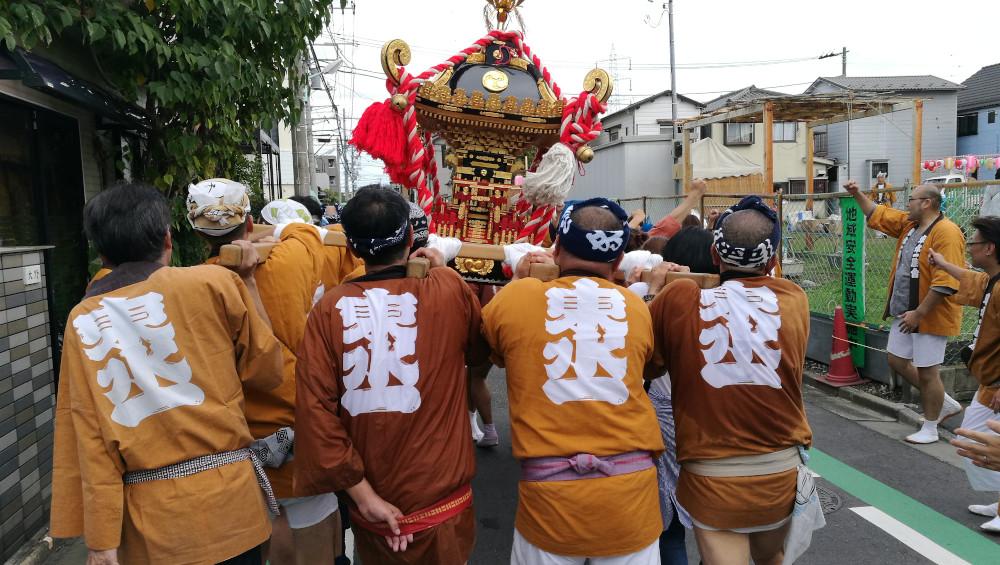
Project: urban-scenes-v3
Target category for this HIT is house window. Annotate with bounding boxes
[773,122,797,142]
[869,161,889,183]
[958,113,978,137]
[787,178,829,195]
[724,123,754,145]
[659,122,673,135]
[607,126,621,142]
[990,111,996,124]
[700,125,712,139]
[813,131,828,156]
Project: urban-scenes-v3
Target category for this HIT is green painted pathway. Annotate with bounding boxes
[811,449,998,564]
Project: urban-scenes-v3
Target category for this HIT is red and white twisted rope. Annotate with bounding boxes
[513,91,607,245]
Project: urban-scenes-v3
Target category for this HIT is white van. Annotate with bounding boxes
[924,173,967,184]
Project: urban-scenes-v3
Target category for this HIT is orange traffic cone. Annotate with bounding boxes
[818,306,865,387]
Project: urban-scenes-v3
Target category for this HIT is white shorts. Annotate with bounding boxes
[510,529,658,565]
[276,492,339,530]
[960,398,1000,492]
[886,319,947,368]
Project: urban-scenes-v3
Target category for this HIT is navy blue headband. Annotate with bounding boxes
[345,218,409,255]
[713,195,780,268]
[556,198,631,263]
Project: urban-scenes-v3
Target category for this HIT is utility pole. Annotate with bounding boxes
[292,56,314,197]
[667,0,678,134]
[309,41,353,201]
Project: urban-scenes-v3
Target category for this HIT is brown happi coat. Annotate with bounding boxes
[294,266,488,563]
[649,275,813,529]
[953,269,1000,405]
[50,263,283,564]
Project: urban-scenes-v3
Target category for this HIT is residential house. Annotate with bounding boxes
[314,153,342,202]
[572,89,704,202]
[957,63,1000,170]
[803,76,963,189]
[702,86,833,195]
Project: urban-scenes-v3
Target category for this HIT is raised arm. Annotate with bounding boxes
[669,178,708,223]
[843,180,878,218]
[927,247,967,281]
[649,178,707,238]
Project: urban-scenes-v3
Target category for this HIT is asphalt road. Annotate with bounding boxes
[471,370,1000,564]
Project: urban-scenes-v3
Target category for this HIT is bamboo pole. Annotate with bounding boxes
[763,101,775,191]
[912,99,924,186]
[681,128,692,191]
[805,125,815,211]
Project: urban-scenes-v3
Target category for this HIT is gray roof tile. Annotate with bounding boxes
[958,63,1000,112]
[807,75,964,93]
[704,85,785,111]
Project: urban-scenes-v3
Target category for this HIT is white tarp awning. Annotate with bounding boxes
[689,136,762,179]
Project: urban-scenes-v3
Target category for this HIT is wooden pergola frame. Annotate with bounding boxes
[677,93,921,209]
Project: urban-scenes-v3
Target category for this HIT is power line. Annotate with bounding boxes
[332,32,833,70]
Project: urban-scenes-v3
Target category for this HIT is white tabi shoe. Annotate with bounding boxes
[470,411,485,443]
[980,516,1000,534]
[969,503,999,517]
[905,425,940,444]
[940,395,964,423]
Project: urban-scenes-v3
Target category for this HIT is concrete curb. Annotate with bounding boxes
[3,528,52,565]
[803,369,954,440]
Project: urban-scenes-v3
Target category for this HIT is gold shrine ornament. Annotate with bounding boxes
[482,69,509,93]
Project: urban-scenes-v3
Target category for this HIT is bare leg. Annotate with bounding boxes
[917,365,945,421]
[693,527,750,565]
[469,363,493,425]
[265,512,295,565]
[290,511,337,565]
[888,353,919,390]
[748,521,792,565]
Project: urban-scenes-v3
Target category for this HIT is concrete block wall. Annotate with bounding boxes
[0,248,55,562]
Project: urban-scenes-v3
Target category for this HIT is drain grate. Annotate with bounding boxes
[818,486,842,515]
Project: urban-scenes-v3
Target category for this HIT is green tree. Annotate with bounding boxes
[0,0,340,264]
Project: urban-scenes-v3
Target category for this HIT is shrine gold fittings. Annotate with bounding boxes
[381,39,411,85]
[583,69,613,103]
[391,94,409,111]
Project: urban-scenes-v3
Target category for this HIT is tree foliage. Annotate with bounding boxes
[0,0,336,263]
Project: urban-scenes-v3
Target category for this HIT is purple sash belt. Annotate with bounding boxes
[520,451,654,482]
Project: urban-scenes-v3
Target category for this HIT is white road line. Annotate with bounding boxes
[849,506,970,565]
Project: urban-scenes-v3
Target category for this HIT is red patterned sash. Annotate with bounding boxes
[350,484,472,537]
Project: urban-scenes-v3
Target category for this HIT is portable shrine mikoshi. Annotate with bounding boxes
[345,0,613,283]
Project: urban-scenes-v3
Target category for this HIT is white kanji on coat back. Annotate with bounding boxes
[542,278,630,405]
[72,292,202,427]
[698,281,782,389]
[337,289,421,416]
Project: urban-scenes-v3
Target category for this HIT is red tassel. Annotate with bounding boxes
[386,162,412,186]
[350,100,406,168]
